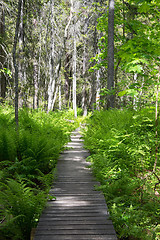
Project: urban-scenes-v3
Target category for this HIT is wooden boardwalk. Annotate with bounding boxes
[34,129,117,240]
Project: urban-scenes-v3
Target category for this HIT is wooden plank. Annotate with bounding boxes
[34,235,117,240]
[34,130,117,240]
[36,224,114,230]
[37,220,114,226]
[34,229,116,235]
[43,209,109,214]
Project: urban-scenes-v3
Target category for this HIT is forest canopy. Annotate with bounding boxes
[0,0,159,115]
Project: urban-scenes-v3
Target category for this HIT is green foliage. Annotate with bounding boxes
[83,109,160,239]
[0,106,77,239]
[0,179,46,240]
[93,0,160,109]
[0,68,12,78]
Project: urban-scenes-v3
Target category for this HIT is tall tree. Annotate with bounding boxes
[48,0,55,112]
[107,0,115,108]
[13,0,22,128]
[72,0,77,118]
[0,3,6,103]
[18,0,25,108]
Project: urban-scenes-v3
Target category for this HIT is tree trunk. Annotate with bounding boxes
[64,52,71,106]
[71,0,77,118]
[133,73,138,110]
[51,84,58,110]
[37,22,42,109]
[48,0,55,112]
[96,69,101,110]
[18,0,24,108]
[82,36,88,116]
[96,47,101,110]
[0,5,6,103]
[13,0,22,129]
[33,58,39,109]
[64,1,73,107]
[59,78,62,110]
[107,0,115,109]
[73,26,77,118]
[91,19,97,111]
[153,68,160,173]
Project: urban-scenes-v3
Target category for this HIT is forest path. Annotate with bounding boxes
[34,128,117,240]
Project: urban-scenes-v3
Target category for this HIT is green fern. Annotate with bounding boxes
[0,179,46,239]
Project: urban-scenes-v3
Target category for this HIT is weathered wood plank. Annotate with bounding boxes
[37,220,114,226]
[34,235,117,240]
[34,229,116,235]
[36,224,114,230]
[34,129,117,240]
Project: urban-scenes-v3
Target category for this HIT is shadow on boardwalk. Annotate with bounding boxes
[34,128,117,240]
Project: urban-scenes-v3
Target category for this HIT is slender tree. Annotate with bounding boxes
[0,3,6,103]
[13,0,22,128]
[72,0,77,118]
[107,0,115,108]
[48,0,55,112]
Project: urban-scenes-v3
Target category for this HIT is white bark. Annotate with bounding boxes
[73,32,77,118]
[96,69,101,110]
[59,78,62,110]
[33,58,38,109]
[19,0,24,108]
[133,73,138,110]
[72,0,77,118]
[82,17,88,116]
[51,84,58,110]
[48,0,55,112]
[96,46,101,110]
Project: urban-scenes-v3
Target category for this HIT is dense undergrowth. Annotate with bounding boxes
[83,108,160,240]
[0,106,78,240]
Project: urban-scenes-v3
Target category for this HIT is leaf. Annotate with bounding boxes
[128,65,143,73]
[139,2,150,13]
[126,89,139,97]
[0,68,12,77]
[118,90,127,97]
[118,89,139,97]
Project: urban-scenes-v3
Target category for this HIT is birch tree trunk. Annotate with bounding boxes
[37,21,42,109]
[82,12,89,116]
[96,69,101,110]
[72,25,77,118]
[48,0,55,112]
[91,20,97,111]
[59,78,62,110]
[82,43,88,116]
[71,0,77,118]
[33,58,39,109]
[133,73,138,110]
[96,47,101,110]
[107,0,115,109]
